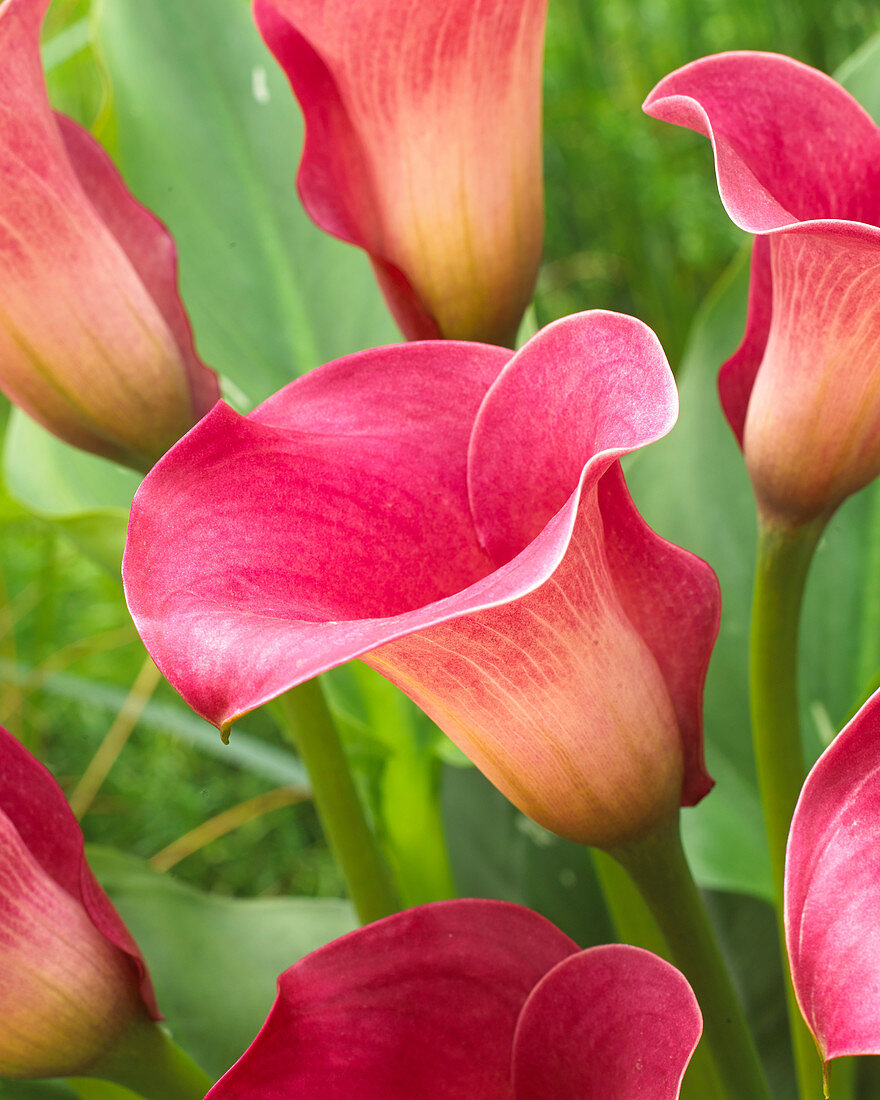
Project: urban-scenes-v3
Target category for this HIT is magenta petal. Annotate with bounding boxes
[124,341,508,726]
[596,465,716,806]
[643,51,880,232]
[468,313,717,808]
[468,313,678,565]
[785,689,880,1062]
[125,314,718,848]
[0,727,158,1017]
[253,0,546,344]
[206,900,578,1099]
[512,945,701,1099]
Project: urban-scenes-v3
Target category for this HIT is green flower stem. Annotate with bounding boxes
[80,1018,212,1100]
[750,517,826,1100]
[591,850,725,1100]
[612,818,771,1100]
[350,663,457,905]
[270,679,400,924]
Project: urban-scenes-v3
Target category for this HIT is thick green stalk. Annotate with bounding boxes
[591,849,725,1100]
[80,1019,212,1100]
[612,818,771,1100]
[271,679,400,924]
[750,518,827,1100]
[350,662,457,905]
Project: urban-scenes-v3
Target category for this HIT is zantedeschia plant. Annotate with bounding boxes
[0,0,219,471]
[0,725,158,1078]
[123,311,719,851]
[6,0,880,1095]
[644,51,880,530]
[206,900,702,1099]
[253,0,547,345]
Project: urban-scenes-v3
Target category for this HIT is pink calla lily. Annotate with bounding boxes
[785,688,880,1066]
[205,899,702,1099]
[0,725,159,1077]
[253,0,546,346]
[1,0,219,470]
[644,51,880,527]
[123,311,719,850]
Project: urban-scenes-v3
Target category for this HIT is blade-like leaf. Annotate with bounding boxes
[2,410,138,575]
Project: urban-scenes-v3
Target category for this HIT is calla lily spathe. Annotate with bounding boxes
[644,51,880,527]
[0,0,219,470]
[0,726,159,1078]
[253,0,546,346]
[123,311,719,850]
[206,900,702,1099]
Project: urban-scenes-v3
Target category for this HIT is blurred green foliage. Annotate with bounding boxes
[0,515,342,898]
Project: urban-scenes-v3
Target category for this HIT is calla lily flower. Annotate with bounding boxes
[785,687,880,1068]
[0,725,159,1078]
[1,0,219,470]
[644,52,880,528]
[253,0,547,346]
[205,899,702,1099]
[123,311,719,850]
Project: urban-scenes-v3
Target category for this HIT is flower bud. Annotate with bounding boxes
[644,51,880,527]
[253,0,547,345]
[1,0,219,471]
[0,727,159,1077]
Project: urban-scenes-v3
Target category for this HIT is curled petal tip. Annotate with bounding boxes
[0,727,158,1077]
[648,49,880,526]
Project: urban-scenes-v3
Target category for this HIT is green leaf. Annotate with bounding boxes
[2,410,138,577]
[42,18,91,73]
[42,1,104,129]
[835,27,880,119]
[3,410,138,516]
[442,766,616,947]
[704,892,795,1099]
[0,1077,134,1100]
[67,1084,136,1100]
[0,1085,78,1099]
[88,848,355,1079]
[92,0,399,408]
